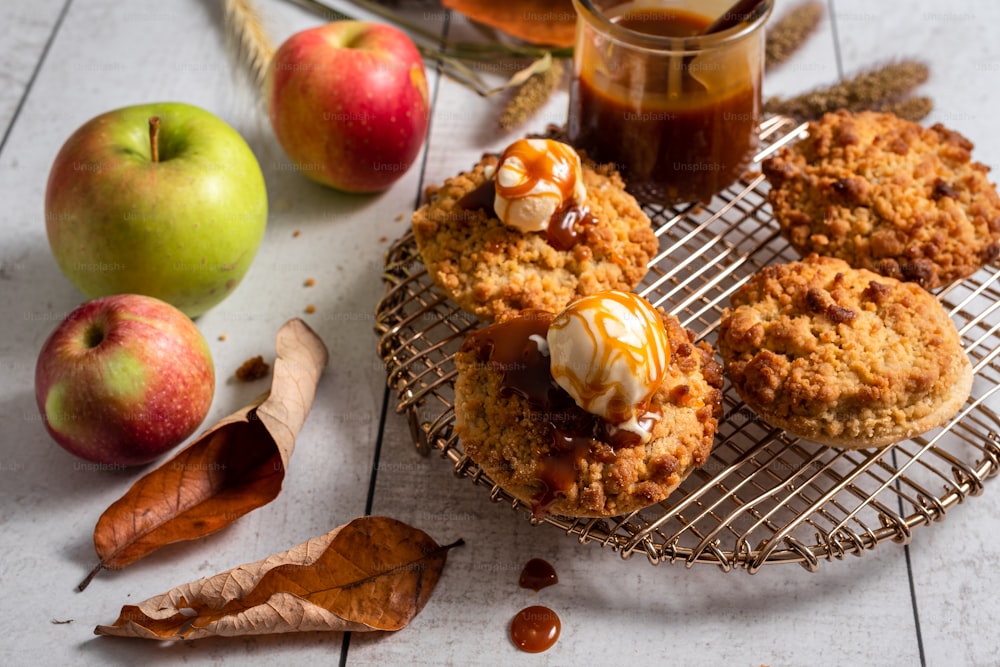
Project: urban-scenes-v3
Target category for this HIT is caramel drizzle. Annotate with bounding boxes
[496,139,581,203]
[548,291,670,423]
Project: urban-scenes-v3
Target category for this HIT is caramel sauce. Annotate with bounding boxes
[510,605,560,653]
[568,8,760,205]
[461,312,655,516]
[456,177,496,212]
[519,558,558,592]
[547,201,595,251]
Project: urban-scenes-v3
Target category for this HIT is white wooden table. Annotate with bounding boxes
[2,1,999,665]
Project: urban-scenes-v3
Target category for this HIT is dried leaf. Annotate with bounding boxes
[80,319,328,589]
[442,0,577,47]
[95,516,463,639]
[502,52,553,90]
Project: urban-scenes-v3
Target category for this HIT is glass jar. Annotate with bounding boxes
[568,0,772,205]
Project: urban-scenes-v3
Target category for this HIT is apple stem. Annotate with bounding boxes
[149,116,161,163]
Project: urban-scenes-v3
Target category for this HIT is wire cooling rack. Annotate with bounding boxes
[374,115,1000,572]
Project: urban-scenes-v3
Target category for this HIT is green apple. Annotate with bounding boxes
[35,294,215,466]
[44,102,268,318]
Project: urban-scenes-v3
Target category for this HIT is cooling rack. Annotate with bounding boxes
[374,115,1000,572]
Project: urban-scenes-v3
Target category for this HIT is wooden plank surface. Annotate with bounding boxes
[0,1,996,665]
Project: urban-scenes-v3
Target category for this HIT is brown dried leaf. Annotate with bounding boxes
[94,516,462,639]
[442,0,577,47]
[82,319,328,588]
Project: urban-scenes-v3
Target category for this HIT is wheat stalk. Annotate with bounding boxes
[765,1,824,69]
[499,56,565,130]
[764,60,930,120]
[223,0,275,92]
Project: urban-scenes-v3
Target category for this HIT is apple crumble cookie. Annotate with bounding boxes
[718,255,973,448]
[412,147,658,321]
[454,304,723,518]
[763,110,1000,288]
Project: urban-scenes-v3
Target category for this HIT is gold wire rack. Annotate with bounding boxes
[374,115,1000,572]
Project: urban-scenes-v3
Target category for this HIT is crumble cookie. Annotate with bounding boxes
[718,255,973,448]
[453,309,723,518]
[412,154,658,321]
[763,109,1000,288]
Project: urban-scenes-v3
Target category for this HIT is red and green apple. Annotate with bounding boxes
[34,294,215,467]
[265,21,430,193]
[45,102,268,318]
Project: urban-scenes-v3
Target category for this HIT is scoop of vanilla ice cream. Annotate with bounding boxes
[493,138,587,233]
[547,291,670,430]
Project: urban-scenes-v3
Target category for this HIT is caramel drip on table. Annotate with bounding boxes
[519,558,558,591]
[510,605,560,653]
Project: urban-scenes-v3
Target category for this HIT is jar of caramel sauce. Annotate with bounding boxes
[568,0,771,205]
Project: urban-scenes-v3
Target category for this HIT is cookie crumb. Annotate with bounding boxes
[235,355,270,382]
[292,229,301,238]
[395,213,405,222]
[304,277,315,287]
[379,235,388,243]
[305,304,316,314]
[218,333,227,342]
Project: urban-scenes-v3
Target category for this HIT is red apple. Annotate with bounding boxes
[265,21,430,193]
[34,294,215,466]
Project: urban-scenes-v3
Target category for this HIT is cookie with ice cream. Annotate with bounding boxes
[412,138,658,321]
[453,291,723,518]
